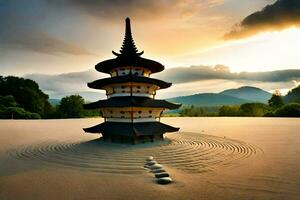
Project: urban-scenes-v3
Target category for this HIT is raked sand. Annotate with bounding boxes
[0,117,299,200]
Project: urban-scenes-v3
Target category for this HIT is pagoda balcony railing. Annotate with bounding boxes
[110,67,151,77]
[105,117,160,123]
[107,93,155,98]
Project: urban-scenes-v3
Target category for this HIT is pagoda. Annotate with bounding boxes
[83,18,181,144]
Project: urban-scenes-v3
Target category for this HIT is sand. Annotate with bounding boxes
[0,117,299,200]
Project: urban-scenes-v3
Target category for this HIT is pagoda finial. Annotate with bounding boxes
[112,17,144,57]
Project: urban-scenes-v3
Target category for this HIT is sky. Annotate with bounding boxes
[1,0,300,100]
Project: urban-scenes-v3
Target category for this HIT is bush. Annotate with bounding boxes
[239,103,269,117]
[0,107,41,119]
[219,105,240,116]
[179,106,217,117]
[179,106,205,117]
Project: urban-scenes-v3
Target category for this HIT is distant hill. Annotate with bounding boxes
[167,86,272,107]
[285,85,300,103]
[167,93,250,107]
[49,98,60,106]
[220,86,272,103]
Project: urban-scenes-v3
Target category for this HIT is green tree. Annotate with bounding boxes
[218,105,240,116]
[239,103,269,117]
[274,103,300,117]
[285,85,300,103]
[57,95,85,118]
[0,76,52,117]
[179,105,218,117]
[179,105,205,117]
[0,95,17,108]
[0,107,41,119]
[0,95,42,119]
[268,90,284,109]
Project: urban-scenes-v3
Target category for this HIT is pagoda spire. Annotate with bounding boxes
[113,17,144,57]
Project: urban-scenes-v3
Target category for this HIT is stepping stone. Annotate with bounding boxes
[154,172,170,178]
[150,164,163,170]
[144,160,157,168]
[146,160,157,166]
[146,156,154,161]
[156,177,172,185]
[151,168,166,173]
[144,164,150,168]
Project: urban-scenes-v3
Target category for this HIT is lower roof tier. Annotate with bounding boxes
[83,121,179,136]
[87,74,171,90]
[83,96,181,110]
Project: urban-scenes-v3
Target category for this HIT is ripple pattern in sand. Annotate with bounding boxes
[11,132,261,174]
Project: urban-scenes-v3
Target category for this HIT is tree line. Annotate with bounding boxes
[180,90,300,117]
[0,76,98,119]
[1,75,300,119]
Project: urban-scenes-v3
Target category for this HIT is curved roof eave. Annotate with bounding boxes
[83,121,180,136]
[95,56,164,74]
[83,96,181,110]
[87,75,172,90]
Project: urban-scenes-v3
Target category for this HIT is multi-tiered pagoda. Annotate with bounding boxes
[83,18,181,144]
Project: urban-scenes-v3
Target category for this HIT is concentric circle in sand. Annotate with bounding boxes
[11,132,261,174]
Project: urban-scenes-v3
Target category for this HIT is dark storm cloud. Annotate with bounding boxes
[0,0,93,55]
[224,0,300,39]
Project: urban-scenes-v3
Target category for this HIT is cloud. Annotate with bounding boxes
[0,0,93,55]
[1,31,95,55]
[153,65,300,83]
[24,70,108,101]
[49,0,224,21]
[24,65,300,101]
[24,70,106,94]
[224,0,300,39]
[0,0,225,56]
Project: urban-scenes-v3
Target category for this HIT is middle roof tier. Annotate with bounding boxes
[87,74,171,90]
[84,96,181,110]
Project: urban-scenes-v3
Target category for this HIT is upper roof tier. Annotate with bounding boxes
[95,18,164,74]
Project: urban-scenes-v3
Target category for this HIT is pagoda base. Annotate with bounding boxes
[83,121,179,144]
[102,134,164,144]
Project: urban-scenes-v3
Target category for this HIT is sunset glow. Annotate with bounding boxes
[0,0,299,99]
[177,27,300,72]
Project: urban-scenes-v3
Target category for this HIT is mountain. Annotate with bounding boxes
[167,86,272,107]
[285,85,300,103]
[167,93,250,107]
[220,86,272,103]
